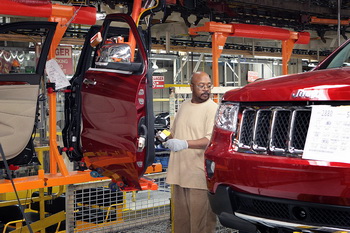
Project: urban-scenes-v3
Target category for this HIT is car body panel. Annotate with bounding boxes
[222,69,350,102]
[206,129,350,206]
[206,37,350,230]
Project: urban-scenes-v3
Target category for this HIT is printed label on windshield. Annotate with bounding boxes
[303,105,350,163]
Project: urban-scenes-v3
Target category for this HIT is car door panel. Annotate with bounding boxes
[65,14,154,190]
[0,22,56,166]
[0,85,38,159]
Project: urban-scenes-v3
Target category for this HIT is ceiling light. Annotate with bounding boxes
[96,12,106,21]
[308,63,317,67]
[231,58,238,63]
[255,55,282,59]
[154,68,168,73]
[152,60,167,73]
[152,60,159,69]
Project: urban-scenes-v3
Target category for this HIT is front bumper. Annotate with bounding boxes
[208,185,257,233]
[209,185,350,232]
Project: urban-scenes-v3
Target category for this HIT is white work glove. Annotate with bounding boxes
[164,139,188,152]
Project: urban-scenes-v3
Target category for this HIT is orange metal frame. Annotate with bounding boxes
[128,0,142,60]
[310,16,350,26]
[126,0,160,60]
[0,2,158,194]
[189,21,310,86]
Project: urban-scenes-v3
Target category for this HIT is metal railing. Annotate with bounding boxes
[66,172,170,233]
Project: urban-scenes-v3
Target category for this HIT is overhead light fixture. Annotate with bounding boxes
[255,55,282,59]
[17,51,25,62]
[152,60,167,73]
[96,12,106,21]
[308,63,317,67]
[152,60,159,70]
[231,58,238,63]
[154,68,168,73]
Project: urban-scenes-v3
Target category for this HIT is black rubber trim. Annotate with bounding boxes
[210,184,350,230]
[105,62,142,72]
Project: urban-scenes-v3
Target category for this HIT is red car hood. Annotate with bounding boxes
[223,68,350,102]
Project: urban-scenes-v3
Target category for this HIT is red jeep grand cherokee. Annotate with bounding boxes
[205,39,350,233]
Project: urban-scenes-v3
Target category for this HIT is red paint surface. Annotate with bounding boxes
[206,39,350,206]
[206,127,350,206]
[223,68,350,102]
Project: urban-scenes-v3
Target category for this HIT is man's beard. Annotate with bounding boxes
[200,93,210,100]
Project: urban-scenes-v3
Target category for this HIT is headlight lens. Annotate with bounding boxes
[215,102,239,132]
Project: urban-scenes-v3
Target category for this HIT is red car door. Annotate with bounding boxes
[78,14,154,190]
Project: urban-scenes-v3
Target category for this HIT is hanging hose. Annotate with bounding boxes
[136,0,165,26]
[0,144,34,233]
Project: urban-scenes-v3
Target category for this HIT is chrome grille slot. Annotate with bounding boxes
[269,109,292,153]
[238,109,256,149]
[253,109,272,152]
[237,106,311,156]
[288,109,311,154]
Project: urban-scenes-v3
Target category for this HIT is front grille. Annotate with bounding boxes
[237,106,311,156]
[289,110,311,153]
[270,110,291,152]
[235,192,350,228]
[253,110,272,151]
[239,109,256,149]
[240,196,289,219]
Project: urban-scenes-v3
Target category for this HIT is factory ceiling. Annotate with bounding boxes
[51,0,350,49]
[5,0,350,59]
[59,0,350,34]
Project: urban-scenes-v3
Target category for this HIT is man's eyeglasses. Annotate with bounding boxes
[193,84,214,90]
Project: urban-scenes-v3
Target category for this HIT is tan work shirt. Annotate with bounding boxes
[166,98,218,190]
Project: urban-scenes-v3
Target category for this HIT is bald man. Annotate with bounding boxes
[165,71,218,233]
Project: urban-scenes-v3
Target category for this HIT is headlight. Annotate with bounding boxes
[215,102,239,132]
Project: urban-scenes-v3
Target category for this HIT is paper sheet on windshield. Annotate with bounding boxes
[303,105,350,163]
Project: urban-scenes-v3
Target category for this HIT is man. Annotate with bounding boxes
[165,71,218,233]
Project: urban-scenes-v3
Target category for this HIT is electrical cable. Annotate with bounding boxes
[0,143,34,233]
[136,0,161,26]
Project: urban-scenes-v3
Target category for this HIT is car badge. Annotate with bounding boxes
[136,161,143,167]
[291,89,324,99]
[138,89,144,95]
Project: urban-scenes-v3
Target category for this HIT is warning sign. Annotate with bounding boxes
[153,76,165,89]
[247,71,259,82]
[55,46,73,75]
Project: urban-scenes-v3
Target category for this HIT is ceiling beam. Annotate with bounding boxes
[0,34,324,61]
[0,34,84,45]
[152,44,324,61]
[230,0,350,17]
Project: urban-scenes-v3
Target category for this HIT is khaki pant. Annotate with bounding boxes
[172,185,217,233]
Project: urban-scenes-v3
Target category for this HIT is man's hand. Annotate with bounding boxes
[164,139,188,152]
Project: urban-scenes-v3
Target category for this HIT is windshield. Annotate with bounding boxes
[318,40,350,69]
